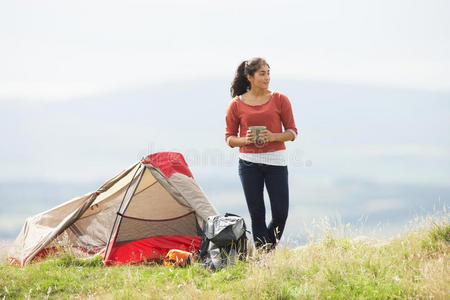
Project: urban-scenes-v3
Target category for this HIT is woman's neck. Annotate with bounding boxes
[247,87,270,97]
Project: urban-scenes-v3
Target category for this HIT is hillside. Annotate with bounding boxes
[1,215,448,299]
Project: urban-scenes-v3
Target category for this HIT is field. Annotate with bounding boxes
[1,214,448,299]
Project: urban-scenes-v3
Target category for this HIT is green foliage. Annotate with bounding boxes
[421,222,450,251]
[1,219,448,299]
[429,222,450,242]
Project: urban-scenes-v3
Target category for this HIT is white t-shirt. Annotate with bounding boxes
[239,150,287,166]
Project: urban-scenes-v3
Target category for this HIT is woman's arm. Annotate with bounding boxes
[269,130,295,142]
[225,100,241,147]
[228,130,255,148]
[279,94,298,141]
[259,130,295,143]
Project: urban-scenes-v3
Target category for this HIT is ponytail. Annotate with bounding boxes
[230,61,250,97]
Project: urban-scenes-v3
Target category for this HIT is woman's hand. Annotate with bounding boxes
[259,129,274,143]
[245,129,255,145]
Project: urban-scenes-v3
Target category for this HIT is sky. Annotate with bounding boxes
[0,0,449,101]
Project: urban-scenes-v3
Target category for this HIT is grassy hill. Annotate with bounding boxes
[1,216,448,299]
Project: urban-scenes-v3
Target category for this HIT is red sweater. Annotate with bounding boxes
[225,91,298,153]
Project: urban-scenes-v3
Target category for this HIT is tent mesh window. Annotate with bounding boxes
[67,205,118,247]
[115,211,200,244]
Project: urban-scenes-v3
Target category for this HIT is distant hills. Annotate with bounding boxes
[1,78,449,240]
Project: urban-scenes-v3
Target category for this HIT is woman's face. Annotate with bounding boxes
[248,64,270,90]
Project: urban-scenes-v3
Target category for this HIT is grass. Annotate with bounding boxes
[1,214,448,299]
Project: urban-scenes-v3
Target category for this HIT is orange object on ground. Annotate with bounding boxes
[164,249,193,267]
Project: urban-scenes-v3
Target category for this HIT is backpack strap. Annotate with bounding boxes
[198,231,210,259]
[224,212,240,218]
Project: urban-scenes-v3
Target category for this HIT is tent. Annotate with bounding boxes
[10,152,219,266]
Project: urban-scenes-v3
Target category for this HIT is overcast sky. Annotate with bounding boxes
[1,0,449,101]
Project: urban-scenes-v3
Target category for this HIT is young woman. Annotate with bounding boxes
[225,57,298,249]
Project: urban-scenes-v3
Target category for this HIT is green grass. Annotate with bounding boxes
[1,217,448,299]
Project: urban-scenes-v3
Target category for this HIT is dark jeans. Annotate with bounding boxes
[238,159,289,247]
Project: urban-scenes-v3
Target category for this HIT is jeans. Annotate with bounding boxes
[238,159,289,247]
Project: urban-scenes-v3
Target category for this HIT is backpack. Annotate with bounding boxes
[198,213,248,271]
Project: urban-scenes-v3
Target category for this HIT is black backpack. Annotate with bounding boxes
[198,213,248,270]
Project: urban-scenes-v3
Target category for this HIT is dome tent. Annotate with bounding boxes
[10,152,219,266]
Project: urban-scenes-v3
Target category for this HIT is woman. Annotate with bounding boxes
[225,57,298,249]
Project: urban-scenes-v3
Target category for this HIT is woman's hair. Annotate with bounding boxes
[230,57,270,97]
